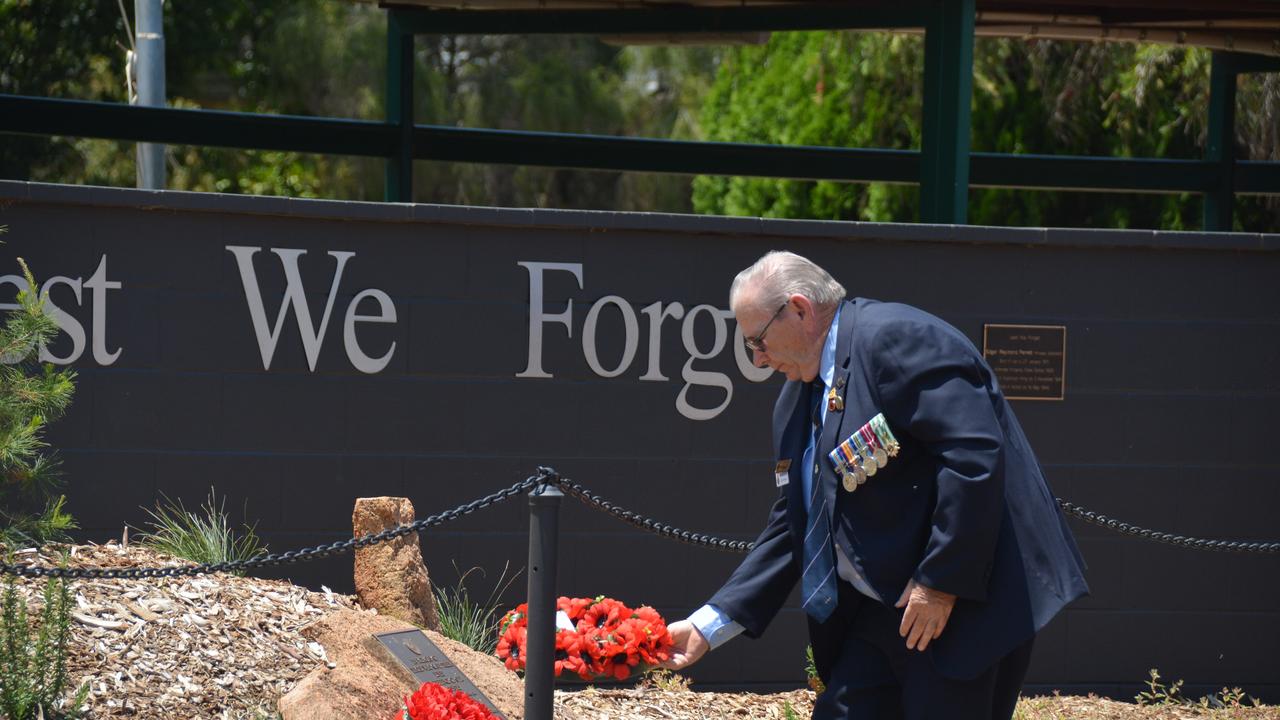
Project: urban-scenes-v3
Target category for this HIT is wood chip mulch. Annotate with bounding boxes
[7,541,358,719]
[5,542,1277,720]
[556,685,814,719]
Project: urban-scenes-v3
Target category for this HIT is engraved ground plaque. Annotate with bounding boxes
[375,629,507,718]
[982,324,1066,401]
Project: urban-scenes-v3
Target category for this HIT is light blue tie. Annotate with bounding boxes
[800,381,838,623]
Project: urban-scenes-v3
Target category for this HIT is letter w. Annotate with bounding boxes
[226,246,355,371]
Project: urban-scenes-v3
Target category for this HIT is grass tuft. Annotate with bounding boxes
[134,488,266,574]
[433,562,521,655]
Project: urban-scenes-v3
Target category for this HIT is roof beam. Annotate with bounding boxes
[384,2,933,35]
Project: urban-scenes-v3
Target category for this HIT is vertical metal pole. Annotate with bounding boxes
[524,484,562,720]
[919,0,975,224]
[134,0,166,189]
[1204,52,1237,232]
[385,9,414,202]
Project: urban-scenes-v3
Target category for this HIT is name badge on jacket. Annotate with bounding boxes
[774,459,792,487]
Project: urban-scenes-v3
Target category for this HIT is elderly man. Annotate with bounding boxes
[662,251,1088,720]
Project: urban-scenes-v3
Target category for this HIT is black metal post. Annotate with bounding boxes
[1204,51,1238,232]
[919,0,975,224]
[385,9,414,202]
[524,483,563,720]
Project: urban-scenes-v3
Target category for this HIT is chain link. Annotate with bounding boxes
[3,468,1277,578]
[0,474,544,579]
[1056,500,1280,554]
[548,470,755,554]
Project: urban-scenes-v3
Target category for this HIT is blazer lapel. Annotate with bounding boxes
[772,378,813,532]
[818,299,859,519]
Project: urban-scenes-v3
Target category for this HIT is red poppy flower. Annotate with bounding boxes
[553,629,593,679]
[496,622,526,672]
[557,596,594,622]
[578,598,628,633]
[632,605,663,626]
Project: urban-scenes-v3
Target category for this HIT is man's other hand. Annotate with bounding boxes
[661,620,709,670]
[894,580,957,651]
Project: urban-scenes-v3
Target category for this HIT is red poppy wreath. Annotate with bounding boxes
[496,596,673,681]
[396,681,499,720]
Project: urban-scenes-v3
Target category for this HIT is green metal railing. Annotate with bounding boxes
[2,0,1277,230]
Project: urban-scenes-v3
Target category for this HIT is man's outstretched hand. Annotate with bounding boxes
[895,580,956,652]
[661,620,709,670]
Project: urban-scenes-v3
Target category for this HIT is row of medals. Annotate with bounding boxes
[828,392,901,493]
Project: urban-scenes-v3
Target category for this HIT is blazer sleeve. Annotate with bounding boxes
[872,319,1005,602]
[706,489,799,638]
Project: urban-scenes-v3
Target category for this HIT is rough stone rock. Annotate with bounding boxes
[352,496,440,631]
[278,608,526,720]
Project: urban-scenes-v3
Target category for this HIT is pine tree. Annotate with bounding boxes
[0,229,78,549]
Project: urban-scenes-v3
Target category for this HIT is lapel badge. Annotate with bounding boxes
[774,459,792,488]
[827,386,844,413]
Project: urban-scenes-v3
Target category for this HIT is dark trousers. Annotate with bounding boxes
[811,584,1034,720]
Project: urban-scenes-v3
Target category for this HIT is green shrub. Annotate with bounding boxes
[0,569,89,719]
[0,250,79,549]
[134,488,266,573]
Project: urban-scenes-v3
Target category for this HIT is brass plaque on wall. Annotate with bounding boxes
[982,324,1066,401]
[374,629,506,718]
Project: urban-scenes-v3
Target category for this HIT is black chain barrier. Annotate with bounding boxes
[2,467,1277,579]
[0,472,546,580]
[1055,501,1279,554]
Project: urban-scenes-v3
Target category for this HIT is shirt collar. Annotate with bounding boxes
[818,304,842,391]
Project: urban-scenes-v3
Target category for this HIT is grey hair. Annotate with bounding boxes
[729,251,846,313]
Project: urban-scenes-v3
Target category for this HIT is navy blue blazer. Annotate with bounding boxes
[708,298,1088,680]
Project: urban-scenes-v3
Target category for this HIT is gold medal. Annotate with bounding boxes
[872,415,901,457]
[842,471,857,492]
[853,464,867,485]
[873,447,889,466]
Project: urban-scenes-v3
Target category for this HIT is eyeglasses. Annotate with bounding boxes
[743,302,788,353]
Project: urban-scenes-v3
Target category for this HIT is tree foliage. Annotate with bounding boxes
[693,32,1278,230]
[0,250,78,549]
[0,1,715,211]
[1,4,1275,229]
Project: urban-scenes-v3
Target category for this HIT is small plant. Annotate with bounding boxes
[640,667,690,692]
[133,487,266,574]
[1198,685,1262,710]
[433,562,520,655]
[805,644,824,694]
[782,700,802,720]
[1135,668,1185,706]
[0,568,89,719]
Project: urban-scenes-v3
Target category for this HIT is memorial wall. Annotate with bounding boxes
[1,180,1277,698]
